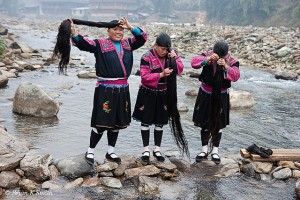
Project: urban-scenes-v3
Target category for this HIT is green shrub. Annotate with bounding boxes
[0,36,4,57]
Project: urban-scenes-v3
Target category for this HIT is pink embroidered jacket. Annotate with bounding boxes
[140,48,184,90]
[191,50,240,91]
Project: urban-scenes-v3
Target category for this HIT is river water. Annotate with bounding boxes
[0,23,299,199]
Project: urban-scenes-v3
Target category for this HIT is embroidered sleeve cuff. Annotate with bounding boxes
[131,27,142,35]
[201,60,208,66]
[72,34,79,42]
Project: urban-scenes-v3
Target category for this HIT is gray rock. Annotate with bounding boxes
[273,168,292,179]
[57,154,95,179]
[99,177,122,188]
[20,152,52,182]
[64,178,83,189]
[230,89,255,108]
[13,82,60,117]
[0,128,30,171]
[96,162,118,173]
[0,171,21,189]
[19,179,40,193]
[0,74,8,88]
[252,162,273,174]
[275,71,298,80]
[42,180,63,190]
[132,176,159,195]
[125,165,160,178]
[169,157,191,174]
[9,42,34,53]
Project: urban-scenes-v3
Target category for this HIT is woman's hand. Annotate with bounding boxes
[68,19,78,36]
[168,50,177,58]
[160,68,173,78]
[207,53,219,62]
[119,17,133,31]
[217,58,229,69]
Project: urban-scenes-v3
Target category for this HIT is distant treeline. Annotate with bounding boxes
[173,0,300,27]
[200,0,300,27]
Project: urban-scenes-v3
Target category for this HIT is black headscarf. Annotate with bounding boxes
[52,19,120,74]
[156,33,171,47]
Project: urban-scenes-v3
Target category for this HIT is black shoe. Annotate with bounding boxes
[85,152,94,165]
[195,152,208,163]
[246,144,270,158]
[211,153,221,165]
[153,151,165,162]
[259,147,273,156]
[141,151,150,163]
[105,153,121,164]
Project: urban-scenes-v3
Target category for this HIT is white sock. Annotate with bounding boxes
[142,148,150,156]
[202,145,208,153]
[107,145,118,158]
[87,147,94,158]
[212,147,219,155]
[154,146,160,152]
[144,146,149,152]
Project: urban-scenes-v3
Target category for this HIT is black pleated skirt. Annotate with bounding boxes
[91,84,131,129]
[193,87,230,129]
[132,85,168,126]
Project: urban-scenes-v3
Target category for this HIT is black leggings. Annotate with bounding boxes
[89,128,119,148]
[141,123,163,147]
[201,129,222,147]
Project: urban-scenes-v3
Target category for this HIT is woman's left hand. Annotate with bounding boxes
[119,17,133,30]
[217,58,228,69]
[168,50,177,58]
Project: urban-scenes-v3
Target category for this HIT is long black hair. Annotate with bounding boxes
[166,53,190,159]
[157,33,189,158]
[52,19,119,74]
[208,41,228,151]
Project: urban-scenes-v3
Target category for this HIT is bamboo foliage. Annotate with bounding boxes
[0,37,5,58]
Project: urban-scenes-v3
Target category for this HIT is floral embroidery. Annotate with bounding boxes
[125,101,129,112]
[164,105,167,111]
[103,101,111,113]
[139,105,144,111]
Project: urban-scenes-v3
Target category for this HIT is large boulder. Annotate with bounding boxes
[56,154,94,179]
[20,152,53,183]
[274,71,298,81]
[12,82,59,117]
[230,89,255,108]
[0,74,8,88]
[9,42,34,53]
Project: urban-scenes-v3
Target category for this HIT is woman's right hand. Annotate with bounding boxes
[68,19,77,36]
[207,53,219,62]
[160,68,173,78]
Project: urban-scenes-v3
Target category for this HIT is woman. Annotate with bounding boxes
[191,41,240,164]
[65,17,148,164]
[132,33,187,163]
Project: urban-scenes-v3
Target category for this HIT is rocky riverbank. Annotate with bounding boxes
[1,126,300,199]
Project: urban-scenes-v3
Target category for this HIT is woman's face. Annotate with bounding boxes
[154,44,168,58]
[107,26,124,41]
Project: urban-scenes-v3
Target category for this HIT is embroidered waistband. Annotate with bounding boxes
[96,78,128,87]
[141,84,167,92]
[200,83,229,94]
[98,83,129,88]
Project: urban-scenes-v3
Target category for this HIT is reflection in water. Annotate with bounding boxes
[14,114,59,135]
